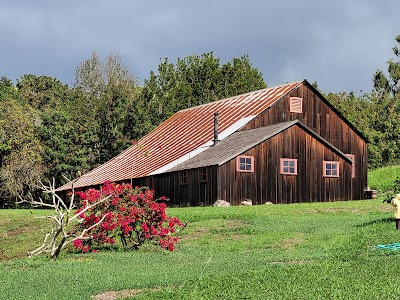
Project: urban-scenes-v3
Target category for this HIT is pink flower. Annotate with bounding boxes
[141,222,149,233]
[73,239,83,249]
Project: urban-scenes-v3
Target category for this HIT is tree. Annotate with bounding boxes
[373,35,400,97]
[38,108,98,186]
[220,55,267,97]
[140,52,266,126]
[0,98,43,203]
[73,51,141,163]
[0,76,19,101]
[370,34,400,167]
[16,75,70,110]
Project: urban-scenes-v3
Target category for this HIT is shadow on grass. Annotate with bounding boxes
[357,217,394,227]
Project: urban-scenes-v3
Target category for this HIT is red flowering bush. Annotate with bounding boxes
[73,181,185,253]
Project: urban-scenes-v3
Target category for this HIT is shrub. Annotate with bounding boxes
[73,181,185,252]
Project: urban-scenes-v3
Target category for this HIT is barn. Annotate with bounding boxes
[57,79,368,206]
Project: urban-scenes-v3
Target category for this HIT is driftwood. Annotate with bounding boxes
[17,178,112,260]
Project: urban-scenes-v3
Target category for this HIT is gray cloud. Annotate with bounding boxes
[0,0,398,93]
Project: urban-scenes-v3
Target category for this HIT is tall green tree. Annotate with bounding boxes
[370,34,400,167]
[16,75,70,110]
[140,52,266,126]
[0,98,43,203]
[73,51,141,164]
[373,35,400,97]
[38,108,98,186]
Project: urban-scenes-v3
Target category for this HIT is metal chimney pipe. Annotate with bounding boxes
[213,112,219,145]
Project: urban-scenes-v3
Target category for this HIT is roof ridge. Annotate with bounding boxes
[178,79,304,113]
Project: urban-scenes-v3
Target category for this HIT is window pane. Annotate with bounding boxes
[240,157,246,164]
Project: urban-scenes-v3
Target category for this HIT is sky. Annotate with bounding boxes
[0,0,398,94]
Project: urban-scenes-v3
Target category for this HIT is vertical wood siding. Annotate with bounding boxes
[150,166,218,207]
[242,83,367,200]
[217,125,353,205]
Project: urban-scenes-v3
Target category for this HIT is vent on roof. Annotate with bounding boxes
[213,112,219,145]
[290,97,303,113]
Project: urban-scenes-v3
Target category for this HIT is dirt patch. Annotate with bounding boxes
[2,227,25,238]
[307,208,362,214]
[376,205,392,213]
[278,233,304,250]
[93,287,161,300]
[182,219,249,241]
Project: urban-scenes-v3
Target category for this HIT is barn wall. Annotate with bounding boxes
[217,125,353,205]
[242,82,367,199]
[147,166,218,207]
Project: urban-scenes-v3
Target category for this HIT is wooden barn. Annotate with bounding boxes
[58,79,368,206]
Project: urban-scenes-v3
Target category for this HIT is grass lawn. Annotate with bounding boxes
[368,165,400,193]
[1,199,400,299]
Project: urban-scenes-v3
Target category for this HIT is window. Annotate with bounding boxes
[280,158,298,175]
[149,176,155,189]
[290,97,303,113]
[198,167,208,182]
[323,161,339,177]
[179,170,188,185]
[346,154,355,178]
[237,156,254,172]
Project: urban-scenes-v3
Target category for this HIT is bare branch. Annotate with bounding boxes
[22,177,113,259]
[69,193,112,223]
[28,233,51,257]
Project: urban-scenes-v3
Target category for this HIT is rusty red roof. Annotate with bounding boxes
[57,80,303,191]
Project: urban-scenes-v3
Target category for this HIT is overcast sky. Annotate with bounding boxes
[1,1,398,94]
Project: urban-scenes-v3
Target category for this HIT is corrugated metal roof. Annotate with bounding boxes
[57,80,303,191]
[166,121,298,171]
[166,120,352,172]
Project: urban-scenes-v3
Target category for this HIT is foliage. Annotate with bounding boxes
[38,108,98,186]
[16,74,70,110]
[140,52,266,125]
[73,181,185,252]
[368,165,400,193]
[73,51,142,164]
[373,35,400,97]
[0,97,43,203]
[0,76,20,101]
[370,34,400,167]
[369,165,400,203]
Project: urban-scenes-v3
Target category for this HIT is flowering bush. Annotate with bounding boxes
[73,181,185,252]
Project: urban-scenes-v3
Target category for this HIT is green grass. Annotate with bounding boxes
[368,165,400,193]
[1,199,400,299]
[0,209,49,260]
